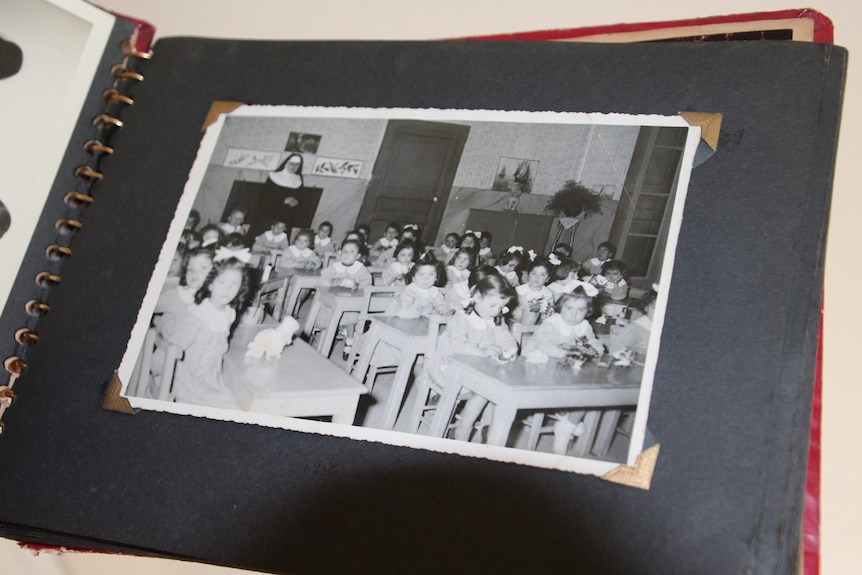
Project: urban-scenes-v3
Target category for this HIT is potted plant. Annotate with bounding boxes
[546,180,604,219]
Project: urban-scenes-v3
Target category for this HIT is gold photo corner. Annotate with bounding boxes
[601,443,660,490]
[102,373,135,414]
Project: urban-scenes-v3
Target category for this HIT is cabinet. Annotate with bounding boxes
[464,209,555,259]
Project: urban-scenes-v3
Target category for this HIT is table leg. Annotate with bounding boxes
[273,278,289,321]
[592,409,622,456]
[487,404,517,446]
[351,322,379,386]
[303,298,322,339]
[330,398,360,425]
[380,351,418,430]
[283,277,300,319]
[319,303,343,357]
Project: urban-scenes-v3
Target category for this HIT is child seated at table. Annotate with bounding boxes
[370,222,400,263]
[582,241,616,278]
[218,208,249,236]
[381,241,416,287]
[160,256,251,409]
[445,248,474,286]
[385,254,450,319]
[445,265,500,313]
[426,275,518,442]
[477,231,496,266]
[548,257,598,299]
[523,289,604,455]
[435,232,460,263]
[591,259,629,301]
[512,256,556,326]
[313,220,336,260]
[278,228,322,270]
[606,289,656,363]
[319,239,372,289]
[252,220,289,253]
[494,247,523,287]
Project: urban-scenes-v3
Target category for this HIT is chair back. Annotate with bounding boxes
[514,324,538,355]
[344,285,403,366]
[130,326,181,401]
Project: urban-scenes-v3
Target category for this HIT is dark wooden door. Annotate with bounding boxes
[356,120,470,245]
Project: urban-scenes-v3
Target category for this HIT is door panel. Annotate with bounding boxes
[357,120,469,245]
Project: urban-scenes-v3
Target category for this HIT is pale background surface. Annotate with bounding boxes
[2,0,859,573]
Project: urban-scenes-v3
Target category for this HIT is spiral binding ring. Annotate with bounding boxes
[119,39,153,60]
[92,114,124,129]
[25,300,50,316]
[110,65,144,82]
[64,192,93,207]
[74,166,103,181]
[4,357,26,376]
[55,218,82,234]
[45,245,72,260]
[14,329,38,346]
[103,88,134,106]
[83,139,114,155]
[35,272,60,288]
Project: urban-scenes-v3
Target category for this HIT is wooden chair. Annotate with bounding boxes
[345,285,403,369]
[129,327,181,401]
[407,315,455,434]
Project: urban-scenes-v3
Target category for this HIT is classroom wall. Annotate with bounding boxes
[191,115,637,257]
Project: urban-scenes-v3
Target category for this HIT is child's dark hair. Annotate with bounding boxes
[385,222,401,234]
[179,247,214,287]
[629,289,657,314]
[469,265,502,288]
[187,209,201,229]
[445,232,460,244]
[340,238,364,253]
[598,241,616,256]
[393,240,418,261]
[198,224,223,246]
[318,220,333,232]
[553,242,573,259]
[601,259,627,277]
[481,230,493,243]
[465,275,517,325]
[405,253,446,287]
[497,250,522,267]
[448,247,478,270]
[195,257,252,310]
[222,232,248,249]
[552,257,577,282]
[293,228,315,244]
[554,286,593,315]
[399,224,424,252]
[526,255,554,277]
[459,231,479,249]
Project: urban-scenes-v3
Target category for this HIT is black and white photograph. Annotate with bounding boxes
[118,106,698,476]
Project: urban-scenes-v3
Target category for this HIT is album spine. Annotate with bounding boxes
[0,20,154,432]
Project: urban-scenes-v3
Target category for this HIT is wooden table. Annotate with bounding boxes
[302,286,365,357]
[222,325,367,424]
[429,355,641,454]
[352,316,432,430]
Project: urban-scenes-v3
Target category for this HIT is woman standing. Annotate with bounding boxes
[247,153,306,239]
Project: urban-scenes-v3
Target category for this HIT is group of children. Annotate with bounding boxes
[154,209,653,456]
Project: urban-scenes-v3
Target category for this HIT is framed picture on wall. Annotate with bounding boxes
[285,131,322,154]
[492,156,539,194]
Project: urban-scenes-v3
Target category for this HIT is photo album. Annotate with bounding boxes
[0,2,846,574]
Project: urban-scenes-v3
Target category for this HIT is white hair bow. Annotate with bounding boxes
[402,224,419,231]
[548,253,561,266]
[507,246,524,253]
[528,249,537,261]
[214,246,251,263]
[464,230,481,238]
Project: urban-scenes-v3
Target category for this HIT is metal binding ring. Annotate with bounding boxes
[74,166,103,181]
[55,218,82,234]
[84,139,114,155]
[15,329,38,346]
[4,357,27,375]
[120,39,153,60]
[35,272,60,288]
[64,192,93,207]
[113,68,144,82]
[103,88,134,106]
[45,245,72,260]
[92,114,124,129]
[25,300,50,316]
